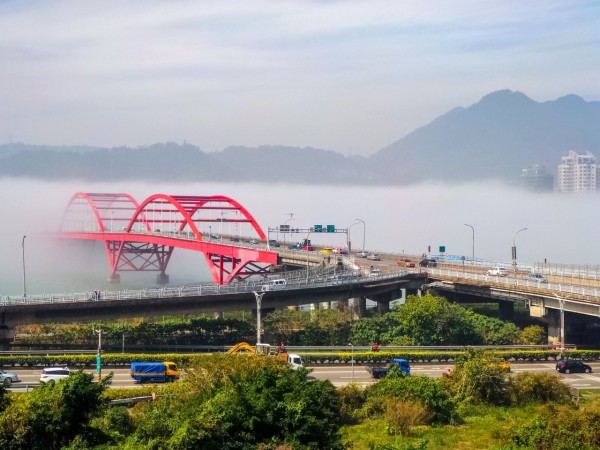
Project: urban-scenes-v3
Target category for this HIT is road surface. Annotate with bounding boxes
[6,361,600,392]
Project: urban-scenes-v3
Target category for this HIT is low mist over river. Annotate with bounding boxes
[1,178,598,296]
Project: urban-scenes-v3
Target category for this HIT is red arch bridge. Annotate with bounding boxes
[60,192,279,285]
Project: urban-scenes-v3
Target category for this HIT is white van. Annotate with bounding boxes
[261,279,287,291]
[287,353,304,370]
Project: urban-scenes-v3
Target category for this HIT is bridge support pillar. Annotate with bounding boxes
[356,297,367,318]
[0,326,15,349]
[546,308,562,346]
[498,301,514,321]
[156,273,170,285]
[107,273,120,283]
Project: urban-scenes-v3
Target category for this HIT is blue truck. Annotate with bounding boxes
[365,358,411,379]
[130,361,181,383]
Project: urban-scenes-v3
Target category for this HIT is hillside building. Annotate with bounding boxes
[557,151,598,193]
[520,165,553,191]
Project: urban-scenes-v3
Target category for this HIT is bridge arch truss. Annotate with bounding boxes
[60,193,277,285]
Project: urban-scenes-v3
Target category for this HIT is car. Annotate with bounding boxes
[527,273,548,284]
[419,258,437,267]
[487,266,509,276]
[40,367,71,383]
[356,251,369,258]
[369,266,382,275]
[397,259,416,268]
[0,369,20,385]
[367,254,381,261]
[556,359,592,374]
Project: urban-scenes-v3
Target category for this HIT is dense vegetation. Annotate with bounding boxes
[2,350,599,449]
[14,295,547,349]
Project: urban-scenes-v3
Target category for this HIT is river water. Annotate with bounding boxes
[1,177,598,296]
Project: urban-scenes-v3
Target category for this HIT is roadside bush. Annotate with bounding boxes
[384,398,432,436]
[510,372,572,405]
[518,325,546,345]
[442,348,511,406]
[337,383,366,424]
[503,403,600,449]
[365,375,456,424]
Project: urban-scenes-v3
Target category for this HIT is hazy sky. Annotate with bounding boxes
[1,1,599,155]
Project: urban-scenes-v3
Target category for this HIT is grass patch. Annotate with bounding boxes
[341,405,541,450]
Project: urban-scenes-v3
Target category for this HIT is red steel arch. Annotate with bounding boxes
[60,193,277,285]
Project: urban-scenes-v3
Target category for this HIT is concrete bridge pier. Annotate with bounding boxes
[0,325,15,349]
[498,301,514,321]
[545,308,563,346]
[355,297,367,318]
[156,273,170,285]
[107,273,121,283]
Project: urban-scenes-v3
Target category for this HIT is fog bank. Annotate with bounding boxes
[1,178,598,295]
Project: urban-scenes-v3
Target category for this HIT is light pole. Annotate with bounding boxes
[93,327,102,382]
[348,343,354,383]
[21,235,27,298]
[553,293,568,358]
[284,216,295,244]
[305,230,312,281]
[464,224,474,262]
[253,291,265,344]
[347,221,361,253]
[512,227,528,272]
[355,218,366,253]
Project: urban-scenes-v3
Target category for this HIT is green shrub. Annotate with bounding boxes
[504,403,600,449]
[510,372,572,405]
[365,375,456,424]
[337,383,366,424]
[384,398,432,436]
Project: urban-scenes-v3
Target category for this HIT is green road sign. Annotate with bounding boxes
[314,225,323,232]
[439,245,446,253]
[326,225,335,232]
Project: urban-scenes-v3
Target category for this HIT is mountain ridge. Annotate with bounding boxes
[2,90,599,186]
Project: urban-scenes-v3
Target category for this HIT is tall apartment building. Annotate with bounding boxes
[557,150,598,192]
[520,164,553,191]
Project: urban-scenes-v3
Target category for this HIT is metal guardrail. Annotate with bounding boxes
[0,267,410,307]
[428,268,600,303]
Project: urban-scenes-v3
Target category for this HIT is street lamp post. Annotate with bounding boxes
[512,227,528,272]
[284,216,295,244]
[305,230,312,281]
[464,224,474,262]
[347,221,361,253]
[348,343,354,383]
[253,291,265,344]
[93,327,102,382]
[355,219,366,253]
[553,294,567,358]
[21,235,27,298]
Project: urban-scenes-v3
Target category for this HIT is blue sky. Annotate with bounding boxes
[1,0,599,155]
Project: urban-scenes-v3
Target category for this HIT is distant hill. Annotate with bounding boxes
[368,90,600,184]
[1,90,599,185]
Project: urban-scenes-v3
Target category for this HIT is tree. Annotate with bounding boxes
[519,325,546,345]
[0,371,110,450]
[441,348,511,406]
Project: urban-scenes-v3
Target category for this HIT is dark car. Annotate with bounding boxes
[419,258,437,267]
[556,359,592,374]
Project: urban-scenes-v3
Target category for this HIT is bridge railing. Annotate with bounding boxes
[0,267,410,307]
[428,268,600,303]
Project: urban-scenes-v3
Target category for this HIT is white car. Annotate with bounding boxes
[367,254,381,261]
[40,367,71,383]
[527,273,548,284]
[487,267,509,276]
[0,369,20,385]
